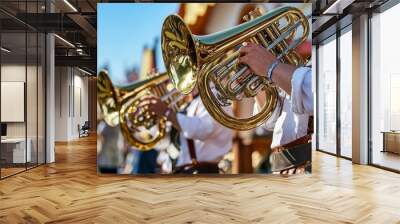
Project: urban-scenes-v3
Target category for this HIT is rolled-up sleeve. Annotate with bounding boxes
[291,67,313,115]
[176,113,215,141]
[254,97,282,131]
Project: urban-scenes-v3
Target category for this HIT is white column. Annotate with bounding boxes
[45,1,55,163]
[46,33,55,163]
[312,45,317,151]
[352,14,369,164]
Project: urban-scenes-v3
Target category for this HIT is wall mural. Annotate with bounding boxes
[97,3,313,175]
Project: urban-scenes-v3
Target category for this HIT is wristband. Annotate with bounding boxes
[267,59,280,83]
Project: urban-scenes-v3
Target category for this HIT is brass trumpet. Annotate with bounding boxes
[161,7,309,130]
[97,70,188,151]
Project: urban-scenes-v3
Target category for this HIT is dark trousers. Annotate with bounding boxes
[174,162,219,174]
[270,142,312,173]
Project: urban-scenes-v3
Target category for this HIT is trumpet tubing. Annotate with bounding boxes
[161,6,309,130]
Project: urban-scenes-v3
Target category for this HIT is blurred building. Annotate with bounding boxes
[125,66,139,82]
[139,38,158,80]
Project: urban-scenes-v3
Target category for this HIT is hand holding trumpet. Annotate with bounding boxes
[138,96,182,131]
[239,42,296,95]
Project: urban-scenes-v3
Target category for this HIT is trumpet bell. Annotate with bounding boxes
[97,70,119,127]
[161,14,198,94]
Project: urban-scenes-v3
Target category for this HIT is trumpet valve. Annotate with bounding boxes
[215,91,231,107]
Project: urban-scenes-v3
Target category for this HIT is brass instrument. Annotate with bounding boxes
[97,70,187,151]
[161,7,309,130]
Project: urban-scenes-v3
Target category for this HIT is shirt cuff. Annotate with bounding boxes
[253,95,283,131]
[290,67,313,115]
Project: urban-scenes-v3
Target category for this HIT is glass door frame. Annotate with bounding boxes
[367,1,400,173]
[315,33,338,157]
[315,24,353,161]
[0,1,48,180]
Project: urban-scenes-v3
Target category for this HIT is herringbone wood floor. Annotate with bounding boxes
[1,136,400,224]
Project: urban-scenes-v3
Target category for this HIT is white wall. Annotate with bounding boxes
[1,65,26,141]
[1,63,46,163]
[54,67,89,141]
[71,72,89,138]
[1,65,36,138]
[55,66,68,141]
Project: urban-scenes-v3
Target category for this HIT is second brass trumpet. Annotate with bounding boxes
[97,71,188,151]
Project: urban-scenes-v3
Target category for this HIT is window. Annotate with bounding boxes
[339,28,352,158]
[370,3,400,171]
[317,36,337,154]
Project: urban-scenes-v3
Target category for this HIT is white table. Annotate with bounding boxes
[1,138,31,163]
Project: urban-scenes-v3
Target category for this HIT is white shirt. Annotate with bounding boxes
[176,96,233,166]
[260,67,313,148]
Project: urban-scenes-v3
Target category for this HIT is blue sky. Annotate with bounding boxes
[97,3,179,84]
